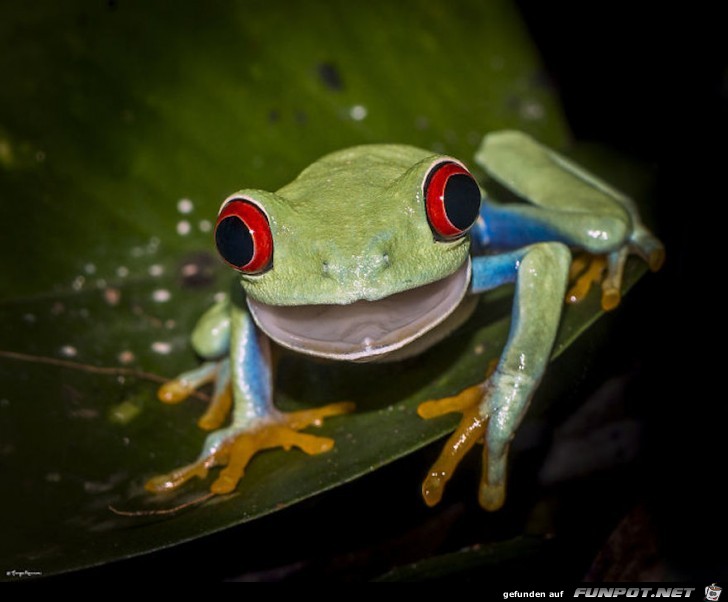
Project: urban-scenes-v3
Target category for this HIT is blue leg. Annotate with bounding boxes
[146,296,354,495]
[475,131,658,253]
[471,131,664,311]
[197,302,275,456]
[419,242,571,510]
[474,199,628,253]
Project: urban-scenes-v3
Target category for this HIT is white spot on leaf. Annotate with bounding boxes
[60,345,77,358]
[104,287,121,306]
[152,289,171,303]
[117,350,135,364]
[349,105,368,121]
[151,341,172,354]
[519,99,545,121]
[181,263,199,277]
[177,198,194,214]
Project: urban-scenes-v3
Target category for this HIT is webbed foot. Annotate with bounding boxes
[417,361,507,511]
[566,236,664,312]
[156,359,233,431]
[418,384,490,506]
[566,253,614,309]
[145,401,355,494]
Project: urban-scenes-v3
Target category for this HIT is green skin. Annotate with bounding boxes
[150,131,663,510]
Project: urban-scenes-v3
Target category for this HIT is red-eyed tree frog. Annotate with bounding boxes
[145,131,663,510]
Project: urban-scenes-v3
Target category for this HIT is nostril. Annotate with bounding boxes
[320,251,391,282]
[321,260,335,279]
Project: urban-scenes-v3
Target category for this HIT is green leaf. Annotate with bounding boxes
[0,0,653,578]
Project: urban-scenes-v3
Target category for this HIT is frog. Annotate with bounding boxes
[145,131,663,510]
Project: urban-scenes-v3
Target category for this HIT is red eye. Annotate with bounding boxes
[215,198,273,274]
[424,161,481,240]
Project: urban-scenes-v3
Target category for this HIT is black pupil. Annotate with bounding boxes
[216,215,254,267]
[444,174,480,230]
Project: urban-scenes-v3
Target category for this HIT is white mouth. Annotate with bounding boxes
[246,259,472,362]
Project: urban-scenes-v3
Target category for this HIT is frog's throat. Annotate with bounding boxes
[246,259,474,363]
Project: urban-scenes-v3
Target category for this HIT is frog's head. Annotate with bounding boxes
[215,145,481,362]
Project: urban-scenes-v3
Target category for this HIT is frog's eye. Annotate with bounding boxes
[215,198,273,274]
[424,161,481,240]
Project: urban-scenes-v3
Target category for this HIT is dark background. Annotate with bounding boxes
[515,3,725,581]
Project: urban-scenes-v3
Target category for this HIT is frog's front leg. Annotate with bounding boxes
[419,242,570,510]
[474,131,664,310]
[146,297,354,495]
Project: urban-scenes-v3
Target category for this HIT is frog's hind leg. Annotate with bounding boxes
[146,298,354,495]
[473,130,664,310]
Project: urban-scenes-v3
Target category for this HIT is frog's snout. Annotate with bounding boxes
[321,250,391,283]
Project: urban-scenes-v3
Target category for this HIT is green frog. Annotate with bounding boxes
[145,131,663,510]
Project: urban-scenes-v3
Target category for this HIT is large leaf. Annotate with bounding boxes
[0,0,652,578]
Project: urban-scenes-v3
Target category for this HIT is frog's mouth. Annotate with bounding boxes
[246,259,473,362]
